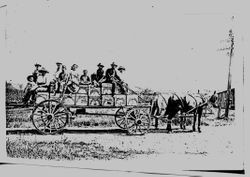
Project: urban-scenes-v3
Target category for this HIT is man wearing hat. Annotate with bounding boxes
[36,67,49,91]
[105,62,125,95]
[32,63,41,83]
[118,66,125,73]
[96,63,105,83]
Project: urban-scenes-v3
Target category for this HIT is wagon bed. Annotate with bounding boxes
[29,83,153,135]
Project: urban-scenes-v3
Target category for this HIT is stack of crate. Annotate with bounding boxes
[101,83,114,106]
[88,86,101,106]
[75,85,89,106]
[35,84,139,107]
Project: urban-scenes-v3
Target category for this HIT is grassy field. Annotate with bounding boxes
[6,135,155,160]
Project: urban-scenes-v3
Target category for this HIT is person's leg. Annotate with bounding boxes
[117,82,126,94]
[111,82,116,96]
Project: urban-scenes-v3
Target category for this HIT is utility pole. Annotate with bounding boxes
[225,29,234,118]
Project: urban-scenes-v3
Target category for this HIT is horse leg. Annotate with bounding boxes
[155,117,159,130]
[151,101,159,130]
[183,113,186,130]
[197,108,203,133]
[180,116,183,129]
[166,114,173,132]
[192,112,197,132]
[166,119,172,132]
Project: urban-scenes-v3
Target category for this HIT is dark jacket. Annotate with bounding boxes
[96,68,104,82]
[105,68,121,83]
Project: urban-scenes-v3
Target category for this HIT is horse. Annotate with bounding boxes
[150,91,218,132]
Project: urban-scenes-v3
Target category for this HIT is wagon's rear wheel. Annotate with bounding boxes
[30,99,69,135]
[115,107,127,129]
[125,108,151,135]
[115,107,134,129]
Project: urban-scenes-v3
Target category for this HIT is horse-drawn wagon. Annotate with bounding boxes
[30,82,152,135]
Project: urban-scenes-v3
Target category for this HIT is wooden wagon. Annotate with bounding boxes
[30,82,152,135]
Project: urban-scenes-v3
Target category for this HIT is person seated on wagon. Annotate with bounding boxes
[96,63,105,83]
[105,62,126,95]
[22,75,38,105]
[58,65,68,92]
[80,69,91,85]
[67,64,80,93]
[53,62,63,92]
[32,63,41,83]
[117,66,128,93]
[36,67,49,91]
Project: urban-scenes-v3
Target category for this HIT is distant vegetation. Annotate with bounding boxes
[6,82,24,104]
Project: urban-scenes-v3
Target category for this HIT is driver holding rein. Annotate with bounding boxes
[105,62,126,95]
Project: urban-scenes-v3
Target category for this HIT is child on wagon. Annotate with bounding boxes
[22,75,38,105]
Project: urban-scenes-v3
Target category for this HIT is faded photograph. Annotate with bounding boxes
[3,0,245,174]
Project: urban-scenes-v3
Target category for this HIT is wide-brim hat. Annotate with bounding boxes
[34,63,41,67]
[27,75,34,81]
[111,62,117,67]
[39,67,49,73]
[56,62,62,65]
[118,66,125,71]
[71,64,78,68]
[97,63,104,67]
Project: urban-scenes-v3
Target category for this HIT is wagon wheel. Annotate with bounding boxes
[125,108,151,135]
[115,107,127,129]
[30,99,69,135]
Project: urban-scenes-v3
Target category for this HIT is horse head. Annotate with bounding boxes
[205,91,219,108]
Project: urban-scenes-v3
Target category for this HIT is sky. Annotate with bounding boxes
[1,0,246,92]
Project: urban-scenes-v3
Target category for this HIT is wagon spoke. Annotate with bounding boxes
[53,106,64,115]
[51,104,58,114]
[135,109,140,118]
[36,107,47,114]
[32,113,46,117]
[49,101,52,113]
[54,112,67,117]
[118,118,126,126]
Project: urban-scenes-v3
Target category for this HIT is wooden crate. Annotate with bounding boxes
[89,96,101,106]
[78,85,89,94]
[114,95,126,106]
[102,95,114,106]
[101,83,112,95]
[127,95,138,106]
[75,94,88,106]
[89,87,101,96]
[62,94,75,106]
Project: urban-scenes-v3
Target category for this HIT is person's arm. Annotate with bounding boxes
[79,75,83,83]
[115,71,121,81]
[23,83,29,93]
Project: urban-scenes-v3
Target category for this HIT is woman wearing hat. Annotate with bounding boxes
[67,64,80,93]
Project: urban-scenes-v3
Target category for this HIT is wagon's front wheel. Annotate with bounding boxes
[30,99,69,135]
[126,108,151,135]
